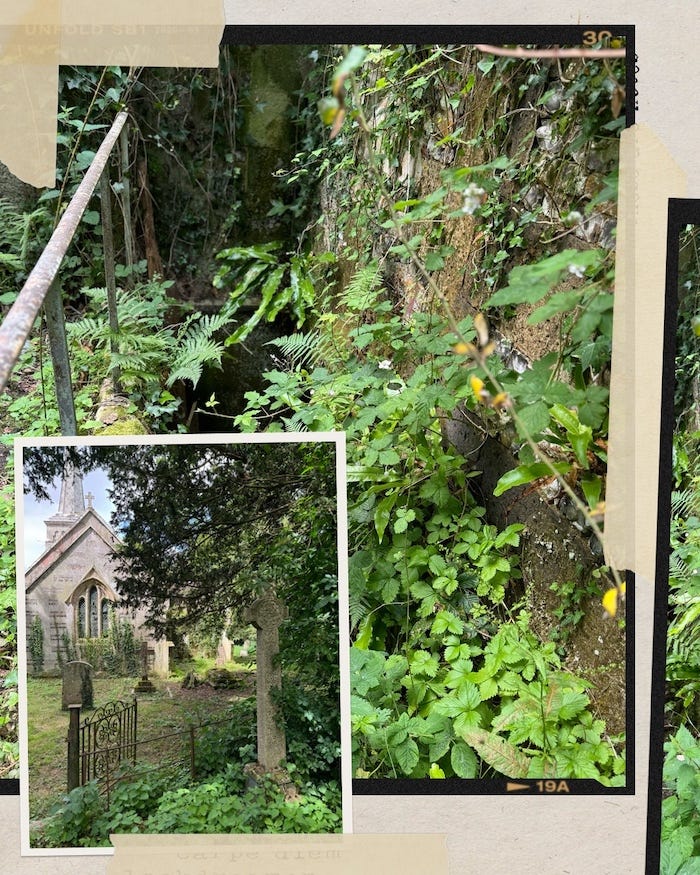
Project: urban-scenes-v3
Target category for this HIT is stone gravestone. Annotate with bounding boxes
[61,660,93,711]
[243,591,288,771]
[215,632,232,668]
[134,640,155,693]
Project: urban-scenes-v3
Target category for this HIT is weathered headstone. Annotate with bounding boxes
[61,660,93,711]
[215,632,232,667]
[134,640,155,693]
[243,590,288,770]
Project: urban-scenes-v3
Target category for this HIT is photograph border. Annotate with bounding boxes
[15,431,351,856]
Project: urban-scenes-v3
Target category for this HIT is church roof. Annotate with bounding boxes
[25,505,122,593]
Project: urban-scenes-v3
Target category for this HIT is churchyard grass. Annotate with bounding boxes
[26,664,254,820]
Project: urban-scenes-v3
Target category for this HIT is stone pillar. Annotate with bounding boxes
[244,590,288,770]
[151,638,174,677]
[134,640,155,693]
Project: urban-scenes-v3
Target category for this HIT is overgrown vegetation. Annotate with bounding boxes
[226,44,624,781]
[1,39,631,836]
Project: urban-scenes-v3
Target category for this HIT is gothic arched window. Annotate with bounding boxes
[101,599,112,636]
[89,586,98,638]
[77,597,86,638]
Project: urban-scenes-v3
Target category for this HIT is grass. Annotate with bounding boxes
[26,663,255,820]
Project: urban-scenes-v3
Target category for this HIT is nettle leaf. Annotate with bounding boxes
[435,682,481,717]
[351,648,386,696]
[516,400,550,437]
[451,741,478,778]
[393,736,420,775]
[431,610,463,636]
[410,650,440,678]
[461,729,530,778]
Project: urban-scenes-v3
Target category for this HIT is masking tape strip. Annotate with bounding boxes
[606,123,685,579]
[108,834,448,875]
[0,1,224,188]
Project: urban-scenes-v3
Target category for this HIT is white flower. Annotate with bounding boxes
[461,182,486,215]
[568,263,585,279]
[563,210,583,227]
[378,359,393,370]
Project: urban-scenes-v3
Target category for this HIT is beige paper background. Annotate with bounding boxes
[0,2,693,873]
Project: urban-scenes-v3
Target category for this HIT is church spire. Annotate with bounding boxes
[44,456,86,549]
[57,460,85,517]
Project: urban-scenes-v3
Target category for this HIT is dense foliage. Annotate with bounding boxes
[663,226,700,872]
[2,39,633,838]
[222,44,625,782]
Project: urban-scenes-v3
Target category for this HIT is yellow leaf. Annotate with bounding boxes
[602,581,626,617]
[454,341,477,357]
[429,763,446,778]
[318,96,340,126]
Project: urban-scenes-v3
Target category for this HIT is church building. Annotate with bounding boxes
[24,464,172,676]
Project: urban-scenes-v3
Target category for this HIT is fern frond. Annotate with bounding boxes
[670,554,694,588]
[167,336,224,387]
[349,588,372,630]
[339,260,384,312]
[266,331,334,370]
[672,489,700,520]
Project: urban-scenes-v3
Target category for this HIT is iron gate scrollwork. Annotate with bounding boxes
[79,698,137,787]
